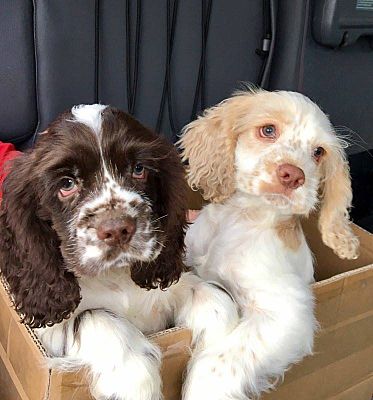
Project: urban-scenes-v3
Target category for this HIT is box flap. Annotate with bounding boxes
[328,374,373,400]
[48,370,93,400]
[0,341,29,400]
[0,277,50,400]
[262,262,373,400]
[150,327,192,400]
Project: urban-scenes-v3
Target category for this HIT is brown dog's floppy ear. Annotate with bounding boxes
[131,140,188,290]
[179,97,243,203]
[318,145,359,259]
[0,154,81,328]
[149,158,188,290]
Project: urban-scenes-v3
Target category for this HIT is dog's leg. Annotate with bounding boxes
[171,272,240,399]
[173,272,239,348]
[38,309,162,400]
[180,277,316,400]
[184,207,218,270]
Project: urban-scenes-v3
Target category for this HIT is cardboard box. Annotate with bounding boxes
[262,219,373,400]
[0,279,191,400]
[1,217,373,400]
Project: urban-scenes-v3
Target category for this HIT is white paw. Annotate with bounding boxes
[91,347,163,400]
[183,350,248,400]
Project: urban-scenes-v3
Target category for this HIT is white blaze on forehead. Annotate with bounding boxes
[70,103,143,216]
[71,104,119,186]
[71,104,108,136]
[71,103,118,185]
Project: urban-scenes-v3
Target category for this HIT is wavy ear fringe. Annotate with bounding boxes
[0,154,81,328]
[131,141,188,290]
[318,146,359,260]
[179,96,250,203]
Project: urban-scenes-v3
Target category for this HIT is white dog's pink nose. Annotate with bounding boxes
[276,164,305,190]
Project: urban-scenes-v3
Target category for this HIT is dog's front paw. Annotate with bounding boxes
[183,349,248,400]
[91,345,162,400]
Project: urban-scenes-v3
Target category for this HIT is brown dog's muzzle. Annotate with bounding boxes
[96,217,137,247]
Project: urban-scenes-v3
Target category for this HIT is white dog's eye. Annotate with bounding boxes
[313,146,325,162]
[259,125,277,139]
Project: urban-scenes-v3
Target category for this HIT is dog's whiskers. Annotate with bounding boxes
[151,214,168,224]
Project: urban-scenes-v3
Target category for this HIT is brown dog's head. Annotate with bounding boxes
[0,105,188,328]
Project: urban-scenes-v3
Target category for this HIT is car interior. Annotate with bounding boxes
[1,3,373,400]
[1,0,372,230]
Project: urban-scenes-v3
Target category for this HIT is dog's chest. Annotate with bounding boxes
[195,211,314,286]
[79,271,174,334]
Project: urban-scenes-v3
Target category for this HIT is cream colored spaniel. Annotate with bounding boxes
[180,89,359,399]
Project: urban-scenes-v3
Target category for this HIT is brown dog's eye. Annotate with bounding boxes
[313,146,325,162]
[259,125,277,139]
[132,163,148,181]
[59,177,78,198]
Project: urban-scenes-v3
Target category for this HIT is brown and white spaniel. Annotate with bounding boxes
[0,105,238,400]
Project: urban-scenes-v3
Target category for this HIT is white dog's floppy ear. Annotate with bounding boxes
[318,144,359,259]
[179,98,243,203]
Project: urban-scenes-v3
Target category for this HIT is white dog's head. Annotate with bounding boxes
[180,89,359,259]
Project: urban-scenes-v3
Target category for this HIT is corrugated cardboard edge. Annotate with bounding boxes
[0,276,51,400]
[312,263,373,289]
[0,276,48,355]
[0,341,29,400]
[328,373,373,400]
[149,328,192,400]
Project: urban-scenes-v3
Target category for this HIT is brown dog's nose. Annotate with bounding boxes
[276,164,305,190]
[96,218,136,246]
